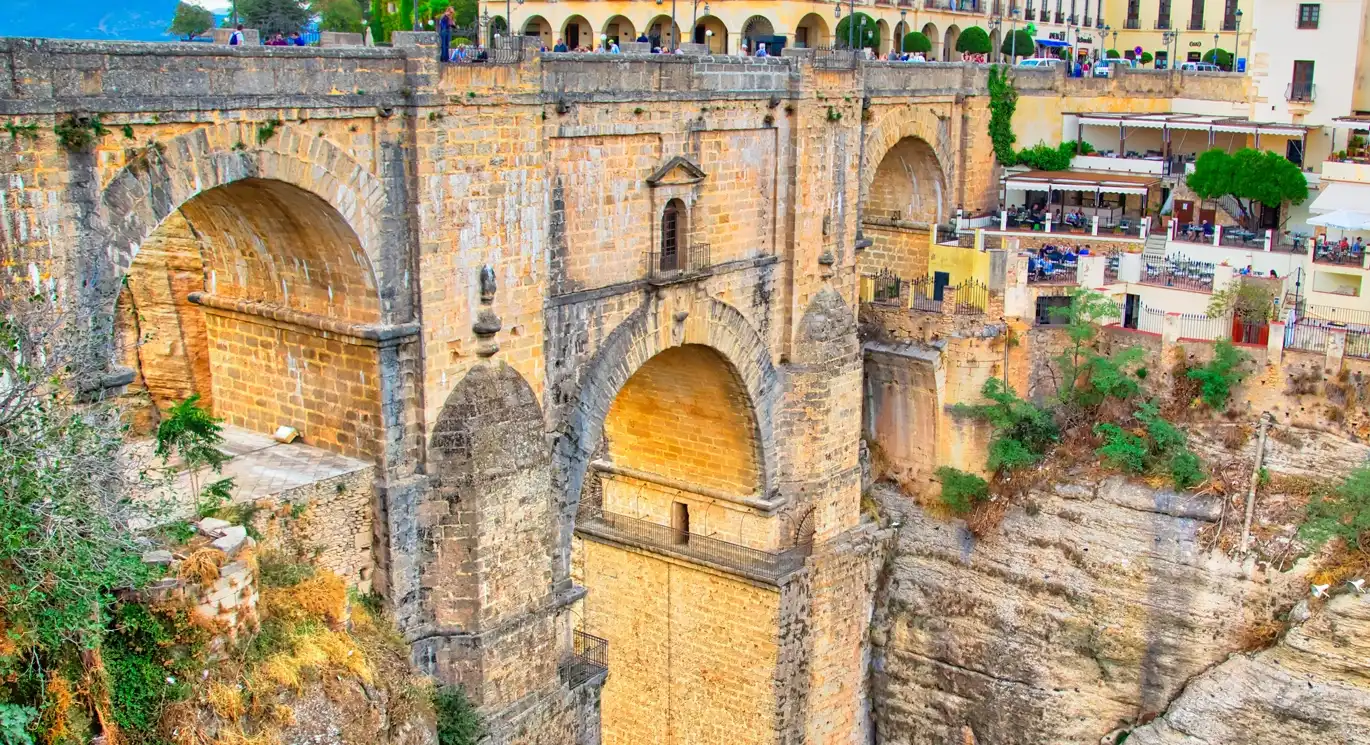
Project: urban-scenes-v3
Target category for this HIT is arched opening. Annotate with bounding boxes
[115,178,384,461]
[575,343,771,742]
[740,15,774,54]
[794,12,830,48]
[876,18,892,55]
[921,21,941,59]
[602,14,635,45]
[522,14,553,45]
[943,24,960,61]
[644,14,680,49]
[893,20,909,53]
[562,14,591,50]
[660,198,687,271]
[692,15,727,53]
[859,135,948,278]
[488,15,508,42]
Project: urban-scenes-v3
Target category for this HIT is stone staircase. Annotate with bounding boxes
[1143,232,1168,262]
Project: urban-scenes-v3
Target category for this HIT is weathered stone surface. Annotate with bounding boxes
[868,477,1310,745]
[197,517,231,535]
[142,549,174,565]
[1127,592,1370,744]
[211,525,248,554]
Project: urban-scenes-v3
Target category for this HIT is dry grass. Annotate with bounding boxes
[207,682,246,721]
[1234,618,1285,653]
[38,673,75,745]
[179,547,228,584]
[261,571,347,629]
[1310,542,1370,589]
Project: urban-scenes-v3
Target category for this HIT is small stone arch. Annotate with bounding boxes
[562,14,592,49]
[943,24,961,61]
[692,15,728,53]
[740,15,774,53]
[602,14,636,44]
[921,21,940,58]
[876,18,891,55]
[643,14,680,48]
[522,14,553,45]
[795,12,831,48]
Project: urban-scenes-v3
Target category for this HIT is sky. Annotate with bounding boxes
[2,0,233,41]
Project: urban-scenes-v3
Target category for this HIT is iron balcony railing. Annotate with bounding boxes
[1124,17,1141,28]
[559,630,608,688]
[1155,17,1172,28]
[1142,258,1216,291]
[1286,83,1316,103]
[1187,18,1205,29]
[576,504,810,580]
[1055,11,1066,22]
[648,242,711,282]
[1083,15,1092,25]
[1028,261,1078,284]
[1221,16,1238,30]
[1040,8,1051,21]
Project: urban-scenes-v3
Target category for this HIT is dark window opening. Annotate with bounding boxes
[661,199,683,272]
[1035,295,1073,326]
[1298,3,1319,28]
[671,502,690,544]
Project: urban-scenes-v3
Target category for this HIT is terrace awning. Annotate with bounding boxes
[1003,169,1159,196]
[1070,112,1310,138]
[1310,181,1370,213]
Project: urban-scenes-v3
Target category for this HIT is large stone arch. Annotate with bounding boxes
[860,105,955,215]
[551,294,781,578]
[92,122,400,324]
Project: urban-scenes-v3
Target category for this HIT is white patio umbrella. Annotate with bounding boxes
[1308,209,1370,231]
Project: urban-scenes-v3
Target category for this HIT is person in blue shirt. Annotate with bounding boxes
[437,8,454,62]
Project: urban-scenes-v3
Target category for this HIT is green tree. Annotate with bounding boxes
[239,0,310,36]
[368,0,386,41]
[955,26,991,54]
[1140,51,1154,64]
[434,686,485,745]
[397,0,414,31]
[167,1,215,39]
[1105,48,1120,58]
[1050,289,1146,411]
[834,12,879,51]
[1207,278,1277,322]
[314,0,363,32]
[1186,147,1309,230]
[155,395,235,517]
[1202,47,1233,69]
[1000,29,1034,57]
[901,31,932,53]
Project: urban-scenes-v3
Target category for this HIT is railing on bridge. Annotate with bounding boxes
[559,631,609,688]
[1142,257,1215,291]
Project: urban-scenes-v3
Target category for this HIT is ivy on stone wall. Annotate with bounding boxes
[986,64,1018,167]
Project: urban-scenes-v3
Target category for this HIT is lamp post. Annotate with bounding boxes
[1011,7,1019,60]
[834,2,842,48]
[900,8,907,53]
[481,8,489,47]
[1234,8,1242,69]
[1212,32,1219,68]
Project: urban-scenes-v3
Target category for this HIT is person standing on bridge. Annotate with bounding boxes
[438,7,455,63]
[229,24,245,45]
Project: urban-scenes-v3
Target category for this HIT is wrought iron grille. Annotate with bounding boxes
[648,242,711,281]
[559,631,608,688]
[1142,258,1215,291]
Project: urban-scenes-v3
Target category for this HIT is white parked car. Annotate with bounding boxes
[1092,58,1137,77]
[1178,61,1222,72]
[1016,57,1061,68]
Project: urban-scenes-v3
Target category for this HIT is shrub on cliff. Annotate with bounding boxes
[1094,401,1205,489]
[1051,289,1147,414]
[953,377,1060,473]
[435,685,485,745]
[1301,464,1370,553]
[935,467,990,514]
[1186,339,1251,409]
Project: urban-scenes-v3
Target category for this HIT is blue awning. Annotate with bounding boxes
[1035,38,1071,47]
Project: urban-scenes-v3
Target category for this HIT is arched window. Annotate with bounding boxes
[661,199,685,271]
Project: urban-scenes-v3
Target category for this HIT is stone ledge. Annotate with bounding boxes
[188,292,420,345]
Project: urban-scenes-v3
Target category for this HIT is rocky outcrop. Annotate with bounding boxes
[868,475,1311,745]
[1127,592,1370,744]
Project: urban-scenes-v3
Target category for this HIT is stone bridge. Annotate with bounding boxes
[0,36,1246,744]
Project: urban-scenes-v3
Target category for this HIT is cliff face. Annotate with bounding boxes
[1127,592,1370,744]
[867,475,1310,744]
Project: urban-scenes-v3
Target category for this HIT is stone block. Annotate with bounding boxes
[211,525,249,554]
[392,31,438,48]
[320,32,364,47]
[142,549,175,565]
